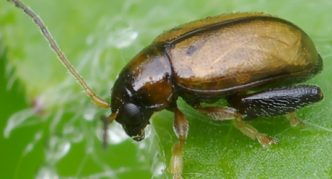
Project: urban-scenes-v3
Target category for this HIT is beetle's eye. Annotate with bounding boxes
[123,103,140,119]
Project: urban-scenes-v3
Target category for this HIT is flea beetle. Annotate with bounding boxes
[10,0,323,178]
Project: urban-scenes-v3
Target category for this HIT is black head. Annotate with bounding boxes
[115,102,152,141]
[110,75,153,141]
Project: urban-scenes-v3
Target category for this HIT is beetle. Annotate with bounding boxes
[10,0,323,178]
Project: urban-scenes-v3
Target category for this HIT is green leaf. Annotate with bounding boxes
[1,0,331,178]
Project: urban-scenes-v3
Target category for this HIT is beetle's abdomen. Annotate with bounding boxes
[164,15,322,96]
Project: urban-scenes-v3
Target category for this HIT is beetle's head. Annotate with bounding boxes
[110,69,153,141]
[113,102,152,141]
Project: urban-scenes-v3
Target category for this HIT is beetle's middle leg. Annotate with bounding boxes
[197,106,277,147]
[170,107,189,179]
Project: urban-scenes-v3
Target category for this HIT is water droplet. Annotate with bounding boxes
[46,137,71,163]
[4,108,36,138]
[153,162,166,177]
[107,28,138,48]
[24,131,43,154]
[138,141,146,150]
[144,125,152,138]
[63,125,83,143]
[96,124,128,144]
[36,167,58,179]
[5,63,17,90]
[83,107,97,121]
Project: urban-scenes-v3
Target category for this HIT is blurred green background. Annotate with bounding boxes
[1,0,332,178]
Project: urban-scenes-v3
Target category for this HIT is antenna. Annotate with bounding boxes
[8,0,110,109]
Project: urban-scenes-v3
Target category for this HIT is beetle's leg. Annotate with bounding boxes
[100,113,117,148]
[228,85,323,118]
[233,116,278,147]
[100,116,107,148]
[287,112,304,127]
[170,108,189,179]
[197,106,277,147]
[196,106,237,121]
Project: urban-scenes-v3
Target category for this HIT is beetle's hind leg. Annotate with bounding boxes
[228,85,323,127]
[233,115,278,147]
[169,107,189,179]
[197,107,277,147]
[287,112,304,127]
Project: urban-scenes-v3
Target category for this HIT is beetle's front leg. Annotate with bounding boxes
[170,108,189,179]
[197,106,277,147]
[100,113,117,148]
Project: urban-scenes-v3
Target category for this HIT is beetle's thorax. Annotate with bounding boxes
[111,45,175,111]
